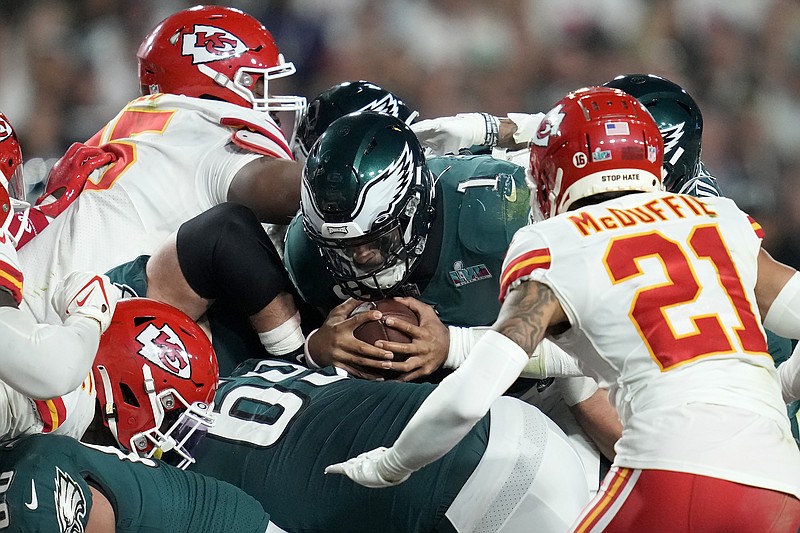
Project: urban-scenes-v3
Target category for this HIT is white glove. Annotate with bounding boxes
[324,447,411,488]
[411,113,499,155]
[52,271,120,332]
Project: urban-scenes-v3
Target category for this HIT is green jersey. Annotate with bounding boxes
[284,154,530,326]
[0,434,271,532]
[189,358,488,532]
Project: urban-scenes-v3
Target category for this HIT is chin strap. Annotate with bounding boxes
[141,364,163,432]
[96,365,120,446]
[197,63,252,106]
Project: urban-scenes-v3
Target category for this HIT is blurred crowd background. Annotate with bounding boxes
[2,0,800,265]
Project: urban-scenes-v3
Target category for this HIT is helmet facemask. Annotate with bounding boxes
[95,363,215,470]
[0,113,29,244]
[310,194,428,300]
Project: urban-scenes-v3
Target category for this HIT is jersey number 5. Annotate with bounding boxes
[85,106,176,191]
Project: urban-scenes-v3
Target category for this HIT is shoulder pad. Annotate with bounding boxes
[220,117,293,160]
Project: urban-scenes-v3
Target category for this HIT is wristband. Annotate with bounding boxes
[303,329,322,368]
[480,113,500,147]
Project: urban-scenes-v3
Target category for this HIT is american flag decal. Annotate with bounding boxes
[499,248,551,301]
[605,122,630,136]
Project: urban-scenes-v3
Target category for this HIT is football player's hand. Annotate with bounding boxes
[35,143,116,218]
[52,271,120,332]
[411,113,498,155]
[375,296,449,382]
[324,447,411,488]
[308,298,395,380]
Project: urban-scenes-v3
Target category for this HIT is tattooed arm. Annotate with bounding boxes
[495,280,568,353]
[325,280,565,487]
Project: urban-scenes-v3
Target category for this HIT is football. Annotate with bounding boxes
[350,299,419,379]
[350,299,419,346]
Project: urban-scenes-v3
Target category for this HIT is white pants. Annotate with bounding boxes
[518,378,604,496]
[445,396,591,533]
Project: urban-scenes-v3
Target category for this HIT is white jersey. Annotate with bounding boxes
[0,373,96,442]
[500,191,800,498]
[19,94,292,324]
[1,236,96,441]
[0,233,22,305]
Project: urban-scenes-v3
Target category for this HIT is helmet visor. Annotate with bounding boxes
[6,163,25,203]
[316,224,415,299]
[140,399,214,470]
[320,225,406,280]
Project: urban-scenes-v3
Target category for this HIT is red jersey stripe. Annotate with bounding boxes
[499,248,551,301]
[33,397,67,433]
[0,259,24,304]
[747,216,765,239]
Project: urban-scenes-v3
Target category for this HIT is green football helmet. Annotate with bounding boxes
[295,80,417,162]
[603,74,703,193]
[301,111,434,300]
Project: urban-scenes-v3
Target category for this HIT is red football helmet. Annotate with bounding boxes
[93,298,219,467]
[0,113,27,237]
[137,5,306,122]
[529,86,663,219]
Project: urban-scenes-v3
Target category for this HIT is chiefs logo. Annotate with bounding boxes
[135,323,192,379]
[531,105,565,148]
[181,24,247,64]
[0,116,12,142]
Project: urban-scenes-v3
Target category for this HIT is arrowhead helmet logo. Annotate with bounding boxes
[135,323,192,379]
[0,116,11,142]
[532,105,565,148]
[182,24,248,64]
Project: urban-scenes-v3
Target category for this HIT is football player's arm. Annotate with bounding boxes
[755,248,800,402]
[0,290,106,399]
[562,380,621,461]
[86,486,115,533]
[227,157,303,224]
[382,297,583,381]
[325,279,563,487]
[12,143,115,249]
[411,113,543,155]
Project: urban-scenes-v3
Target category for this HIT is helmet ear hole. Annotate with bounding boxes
[120,383,140,408]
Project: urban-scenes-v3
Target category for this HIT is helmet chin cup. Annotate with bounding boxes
[140,401,215,470]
